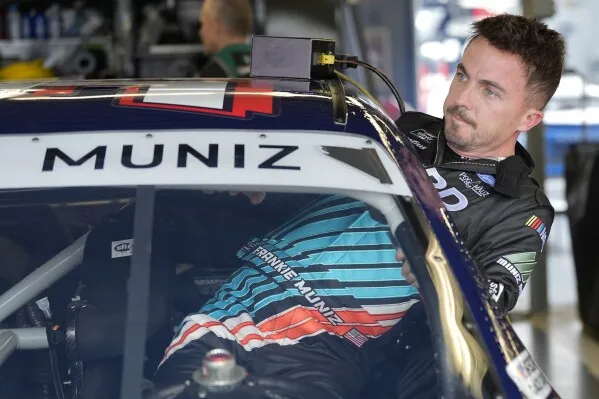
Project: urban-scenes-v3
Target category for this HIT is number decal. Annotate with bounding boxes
[116,81,278,119]
[426,167,469,212]
[12,85,81,98]
[10,82,279,120]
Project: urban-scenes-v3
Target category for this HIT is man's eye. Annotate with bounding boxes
[456,72,466,81]
[484,88,497,98]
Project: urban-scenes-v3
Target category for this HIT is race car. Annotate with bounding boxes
[0,73,557,399]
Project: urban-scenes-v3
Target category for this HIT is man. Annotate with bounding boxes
[386,14,565,399]
[155,14,565,398]
[197,0,253,78]
[397,14,564,313]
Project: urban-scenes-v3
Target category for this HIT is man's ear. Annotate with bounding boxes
[517,109,544,133]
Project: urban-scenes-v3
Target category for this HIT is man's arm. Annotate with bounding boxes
[470,197,554,312]
[400,191,554,314]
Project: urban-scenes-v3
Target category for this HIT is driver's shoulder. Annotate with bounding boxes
[394,112,442,163]
[395,111,443,139]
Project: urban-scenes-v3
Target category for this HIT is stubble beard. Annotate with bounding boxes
[444,105,480,153]
[444,119,473,152]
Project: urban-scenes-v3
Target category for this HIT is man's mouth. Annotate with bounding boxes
[452,113,467,124]
[447,110,473,127]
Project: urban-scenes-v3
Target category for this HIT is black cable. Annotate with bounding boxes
[46,321,67,399]
[48,343,66,399]
[23,301,66,399]
[353,59,407,115]
[334,57,407,115]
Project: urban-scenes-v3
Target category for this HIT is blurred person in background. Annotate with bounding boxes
[197,0,253,78]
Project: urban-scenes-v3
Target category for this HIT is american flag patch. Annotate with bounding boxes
[344,328,368,347]
[526,215,547,250]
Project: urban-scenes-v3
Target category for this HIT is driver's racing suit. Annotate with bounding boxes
[397,111,554,312]
[155,195,419,398]
[155,111,554,397]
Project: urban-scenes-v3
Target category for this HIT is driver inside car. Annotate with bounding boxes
[153,193,419,399]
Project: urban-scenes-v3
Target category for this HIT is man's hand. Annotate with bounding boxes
[397,249,419,289]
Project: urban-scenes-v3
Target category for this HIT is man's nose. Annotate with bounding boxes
[454,85,473,109]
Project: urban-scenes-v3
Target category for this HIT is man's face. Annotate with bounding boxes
[199,0,220,54]
[442,37,542,156]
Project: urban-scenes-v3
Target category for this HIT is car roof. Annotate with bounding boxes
[0,77,397,141]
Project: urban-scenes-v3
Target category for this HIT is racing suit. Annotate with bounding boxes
[397,111,554,312]
[389,111,555,398]
[155,112,554,397]
[155,195,419,398]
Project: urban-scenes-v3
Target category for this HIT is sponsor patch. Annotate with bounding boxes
[504,252,537,285]
[458,172,490,197]
[476,173,496,187]
[506,350,552,399]
[526,216,547,250]
[488,281,505,303]
[409,129,436,143]
[409,138,427,150]
[427,167,469,212]
[496,257,523,294]
[111,239,133,258]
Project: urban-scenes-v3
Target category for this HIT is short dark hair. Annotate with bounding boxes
[213,0,253,37]
[470,14,566,109]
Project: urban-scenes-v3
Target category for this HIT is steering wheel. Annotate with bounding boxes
[144,349,334,399]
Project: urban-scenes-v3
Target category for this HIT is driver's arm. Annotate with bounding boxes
[469,198,554,313]
[400,192,554,314]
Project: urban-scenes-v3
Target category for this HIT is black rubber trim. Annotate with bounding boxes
[321,146,393,184]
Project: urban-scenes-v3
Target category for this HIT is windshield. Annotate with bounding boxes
[0,187,432,398]
[0,129,495,399]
